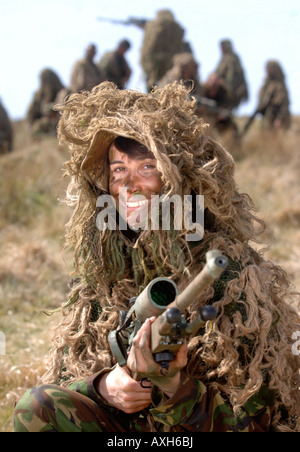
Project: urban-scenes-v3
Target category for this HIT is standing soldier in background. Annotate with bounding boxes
[255,60,291,131]
[98,39,132,89]
[26,68,65,137]
[70,44,103,93]
[158,59,240,145]
[242,60,291,136]
[215,39,249,111]
[140,9,190,92]
[0,99,13,154]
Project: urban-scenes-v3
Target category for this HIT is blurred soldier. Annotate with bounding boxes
[98,39,132,89]
[26,68,65,137]
[256,60,291,130]
[70,44,103,93]
[215,39,249,110]
[242,60,291,136]
[140,9,190,92]
[0,100,13,154]
[157,52,202,96]
[200,73,240,145]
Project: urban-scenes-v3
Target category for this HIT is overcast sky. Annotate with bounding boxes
[1,0,299,119]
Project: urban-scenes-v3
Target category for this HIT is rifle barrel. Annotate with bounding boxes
[169,250,228,313]
[242,110,259,135]
[97,17,127,24]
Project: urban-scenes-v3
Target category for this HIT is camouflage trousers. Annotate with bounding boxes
[14,384,150,433]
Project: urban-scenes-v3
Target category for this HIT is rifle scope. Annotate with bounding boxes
[134,277,178,322]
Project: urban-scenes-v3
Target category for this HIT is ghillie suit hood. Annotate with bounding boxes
[265,60,286,82]
[43,82,300,431]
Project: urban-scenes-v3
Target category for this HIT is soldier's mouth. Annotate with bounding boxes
[126,198,149,208]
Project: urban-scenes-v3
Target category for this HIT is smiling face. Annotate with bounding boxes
[108,139,163,228]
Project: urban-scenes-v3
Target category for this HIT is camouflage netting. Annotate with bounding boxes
[41,81,300,431]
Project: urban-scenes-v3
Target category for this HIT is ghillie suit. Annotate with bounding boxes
[215,39,249,110]
[22,82,299,431]
[27,68,65,137]
[157,52,202,96]
[140,10,189,92]
[256,60,291,130]
[0,100,13,153]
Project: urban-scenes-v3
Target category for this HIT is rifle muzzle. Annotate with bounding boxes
[134,277,178,322]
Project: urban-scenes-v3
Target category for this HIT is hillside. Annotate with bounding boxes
[0,117,299,431]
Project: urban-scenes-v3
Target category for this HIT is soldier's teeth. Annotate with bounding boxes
[127,200,148,208]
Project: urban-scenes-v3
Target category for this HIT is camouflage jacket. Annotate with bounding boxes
[69,368,276,432]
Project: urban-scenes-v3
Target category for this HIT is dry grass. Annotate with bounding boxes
[0,122,71,431]
[234,116,300,293]
[0,116,299,432]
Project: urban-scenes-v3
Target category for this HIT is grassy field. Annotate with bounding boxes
[0,123,71,431]
[0,117,299,432]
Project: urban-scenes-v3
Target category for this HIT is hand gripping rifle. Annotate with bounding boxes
[108,250,228,377]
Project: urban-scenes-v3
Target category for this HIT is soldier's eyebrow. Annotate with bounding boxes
[110,160,124,165]
[110,157,156,165]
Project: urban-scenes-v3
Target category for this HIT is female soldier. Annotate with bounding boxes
[14,82,299,432]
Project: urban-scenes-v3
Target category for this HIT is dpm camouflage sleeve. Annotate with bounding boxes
[150,372,276,432]
[13,369,130,433]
